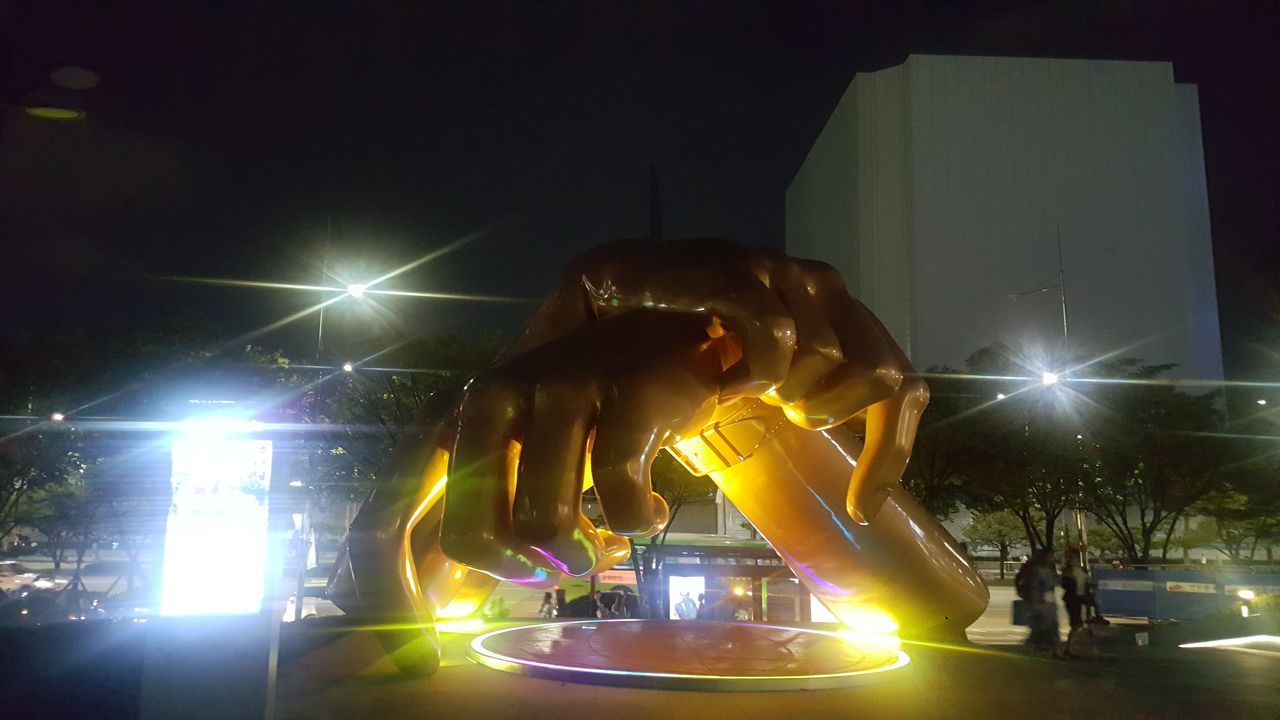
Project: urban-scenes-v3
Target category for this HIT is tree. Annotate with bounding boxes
[956,344,1083,551]
[18,473,97,571]
[1085,522,1130,562]
[0,325,219,543]
[964,509,1025,578]
[1163,516,1218,561]
[1194,458,1280,562]
[629,451,715,616]
[1080,360,1227,563]
[0,427,81,543]
[290,334,501,509]
[902,367,976,519]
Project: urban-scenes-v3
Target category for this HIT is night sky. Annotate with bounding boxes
[1,2,1276,379]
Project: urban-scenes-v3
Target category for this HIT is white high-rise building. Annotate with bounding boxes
[787,55,1222,379]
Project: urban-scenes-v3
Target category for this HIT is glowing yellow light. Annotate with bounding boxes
[1179,635,1280,649]
[453,569,464,581]
[347,283,367,299]
[1238,589,1256,601]
[835,606,900,639]
[732,587,746,597]
[437,618,486,634]
[25,106,84,121]
[404,556,418,594]
[437,597,483,619]
[469,621,911,688]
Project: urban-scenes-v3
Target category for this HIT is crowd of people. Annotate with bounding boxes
[542,586,651,619]
[539,586,752,621]
[1015,545,1109,659]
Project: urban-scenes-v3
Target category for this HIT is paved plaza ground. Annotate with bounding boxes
[274,623,1280,720]
[7,554,1277,718]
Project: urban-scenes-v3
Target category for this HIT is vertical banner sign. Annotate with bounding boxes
[160,438,274,616]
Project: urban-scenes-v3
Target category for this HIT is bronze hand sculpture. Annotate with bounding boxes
[329,239,988,676]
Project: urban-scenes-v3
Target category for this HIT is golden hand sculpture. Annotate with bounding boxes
[329,239,988,676]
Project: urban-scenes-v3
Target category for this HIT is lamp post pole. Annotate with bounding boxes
[1056,230,1070,358]
[1053,231,1087,560]
[1012,231,1088,562]
[316,217,332,362]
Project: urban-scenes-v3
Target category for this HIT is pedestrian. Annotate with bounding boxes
[1020,548,1064,657]
[1060,548,1089,655]
[675,592,698,619]
[538,591,556,619]
[596,591,618,619]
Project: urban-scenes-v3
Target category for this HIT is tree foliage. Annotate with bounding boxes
[902,367,974,519]
[906,343,1268,563]
[1078,360,1228,563]
[964,509,1025,577]
[947,344,1082,551]
[1193,458,1280,562]
[630,451,715,615]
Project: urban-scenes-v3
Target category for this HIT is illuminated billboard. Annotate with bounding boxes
[159,436,274,616]
[668,575,705,620]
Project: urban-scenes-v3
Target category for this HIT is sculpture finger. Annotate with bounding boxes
[591,372,718,537]
[569,241,798,399]
[705,280,798,399]
[511,380,609,576]
[847,378,930,525]
[780,362,900,431]
[762,255,844,404]
[784,263,904,428]
[442,376,553,582]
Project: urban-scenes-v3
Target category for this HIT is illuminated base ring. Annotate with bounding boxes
[467,619,909,692]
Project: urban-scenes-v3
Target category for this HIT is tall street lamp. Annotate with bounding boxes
[1009,232,1089,559]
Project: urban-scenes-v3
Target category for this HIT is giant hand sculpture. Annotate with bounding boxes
[329,239,988,676]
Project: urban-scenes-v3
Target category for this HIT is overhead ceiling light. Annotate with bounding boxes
[25,106,85,121]
[49,66,101,90]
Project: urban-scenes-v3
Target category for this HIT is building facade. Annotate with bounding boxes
[787,54,1223,379]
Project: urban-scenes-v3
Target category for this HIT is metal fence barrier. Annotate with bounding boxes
[1093,567,1280,620]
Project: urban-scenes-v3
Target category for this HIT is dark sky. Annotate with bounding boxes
[1,1,1276,379]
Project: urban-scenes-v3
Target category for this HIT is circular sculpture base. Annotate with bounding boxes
[467,619,909,691]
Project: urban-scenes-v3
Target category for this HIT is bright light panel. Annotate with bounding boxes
[160,438,274,616]
[669,576,705,619]
[810,595,839,623]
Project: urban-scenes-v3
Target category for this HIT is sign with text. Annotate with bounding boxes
[1165,581,1216,594]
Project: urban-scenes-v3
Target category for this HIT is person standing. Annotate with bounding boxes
[1020,549,1064,657]
[1060,547,1101,656]
[675,592,698,619]
[538,591,556,619]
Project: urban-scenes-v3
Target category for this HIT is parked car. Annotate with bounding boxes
[0,562,69,594]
